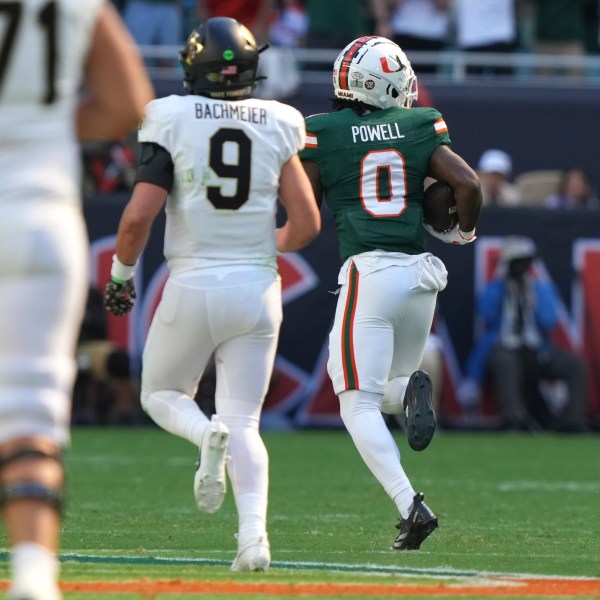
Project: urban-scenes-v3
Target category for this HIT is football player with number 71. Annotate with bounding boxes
[300,35,482,551]
[0,2,153,599]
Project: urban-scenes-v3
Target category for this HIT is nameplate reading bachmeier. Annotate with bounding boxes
[195,103,267,124]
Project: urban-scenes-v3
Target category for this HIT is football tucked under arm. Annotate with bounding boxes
[422,181,459,232]
[422,181,476,245]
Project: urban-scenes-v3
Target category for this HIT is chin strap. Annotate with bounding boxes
[254,43,270,85]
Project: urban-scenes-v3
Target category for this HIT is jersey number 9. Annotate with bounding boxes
[207,128,252,210]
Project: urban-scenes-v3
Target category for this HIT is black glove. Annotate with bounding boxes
[104,279,136,317]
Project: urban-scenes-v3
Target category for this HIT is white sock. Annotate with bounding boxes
[220,414,269,543]
[381,376,410,414]
[392,488,419,520]
[142,390,209,447]
[10,542,61,600]
[236,493,268,545]
[339,389,415,518]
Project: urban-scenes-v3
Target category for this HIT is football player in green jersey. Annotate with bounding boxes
[300,35,482,550]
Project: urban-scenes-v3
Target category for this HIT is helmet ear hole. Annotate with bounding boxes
[391,88,399,98]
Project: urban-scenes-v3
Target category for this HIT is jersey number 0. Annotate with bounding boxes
[360,149,408,217]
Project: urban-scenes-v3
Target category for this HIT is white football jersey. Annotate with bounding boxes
[0,0,104,211]
[137,94,306,271]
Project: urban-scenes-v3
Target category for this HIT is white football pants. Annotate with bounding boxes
[328,253,446,396]
[330,252,447,518]
[0,207,88,447]
[141,267,282,536]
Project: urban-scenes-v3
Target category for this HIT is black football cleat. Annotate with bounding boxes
[403,370,436,451]
[393,493,439,550]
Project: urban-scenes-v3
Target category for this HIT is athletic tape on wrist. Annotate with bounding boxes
[111,255,136,283]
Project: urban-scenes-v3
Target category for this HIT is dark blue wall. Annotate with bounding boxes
[97,76,600,426]
[155,75,600,187]
[84,195,600,426]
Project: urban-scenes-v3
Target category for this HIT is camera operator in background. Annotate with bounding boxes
[459,237,589,432]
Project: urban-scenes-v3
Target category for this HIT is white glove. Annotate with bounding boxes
[424,224,477,245]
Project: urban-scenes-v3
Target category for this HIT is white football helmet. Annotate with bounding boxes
[333,36,418,109]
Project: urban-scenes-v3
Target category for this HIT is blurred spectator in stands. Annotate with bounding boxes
[124,1,183,52]
[304,0,371,50]
[82,136,137,196]
[454,0,518,75]
[365,1,439,106]
[458,237,589,432]
[247,0,307,99]
[269,0,308,48]
[583,0,600,56]
[74,287,136,426]
[515,0,536,52]
[477,149,521,206]
[370,0,450,74]
[182,0,199,39]
[111,0,127,12]
[197,0,275,44]
[532,0,590,78]
[543,167,599,209]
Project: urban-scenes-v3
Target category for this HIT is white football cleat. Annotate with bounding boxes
[194,415,229,514]
[231,534,271,572]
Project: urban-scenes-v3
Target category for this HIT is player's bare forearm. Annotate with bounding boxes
[276,157,321,252]
[451,175,482,233]
[115,221,152,267]
[275,206,321,252]
[77,3,153,141]
[276,218,321,253]
[115,182,167,265]
[428,145,482,232]
[301,160,324,209]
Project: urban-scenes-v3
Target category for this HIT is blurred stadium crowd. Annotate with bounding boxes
[86,0,600,197]
[107,1,600,58]
[78,1,600,433]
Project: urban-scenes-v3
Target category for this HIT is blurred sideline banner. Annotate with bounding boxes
[85,197,600,428]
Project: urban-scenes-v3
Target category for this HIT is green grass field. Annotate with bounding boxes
[1,427,599,599]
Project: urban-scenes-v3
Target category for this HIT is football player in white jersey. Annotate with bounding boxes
[104,17,320,572]
[0,2,153,599]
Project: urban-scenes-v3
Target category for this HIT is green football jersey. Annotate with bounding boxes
[300,106,451,262]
